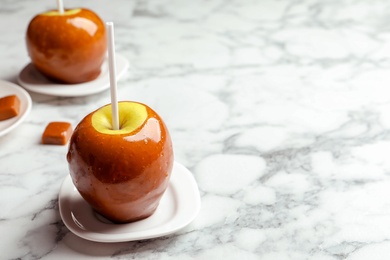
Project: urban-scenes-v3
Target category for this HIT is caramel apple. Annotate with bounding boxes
[67,101,174,223]
[26,8,107,84]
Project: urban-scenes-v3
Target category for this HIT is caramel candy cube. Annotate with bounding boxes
[42,122,73,145]
[0,95,20,121]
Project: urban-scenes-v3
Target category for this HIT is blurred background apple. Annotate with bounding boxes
[26,8,107,84]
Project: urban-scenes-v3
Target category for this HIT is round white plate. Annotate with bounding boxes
[0,80,32,137]
[59,161,201,243]
[17,53,129,97]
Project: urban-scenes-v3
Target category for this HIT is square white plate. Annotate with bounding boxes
[59,161,201,242]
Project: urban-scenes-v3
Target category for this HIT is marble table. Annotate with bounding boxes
[1,0,390,259]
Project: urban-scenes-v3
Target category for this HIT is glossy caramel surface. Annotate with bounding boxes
[67,102,174,223]
[26,9,107,84]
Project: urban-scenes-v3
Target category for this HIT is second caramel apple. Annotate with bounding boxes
[26,8,107,84]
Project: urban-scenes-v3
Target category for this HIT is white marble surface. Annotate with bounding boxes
[2,0,390,259]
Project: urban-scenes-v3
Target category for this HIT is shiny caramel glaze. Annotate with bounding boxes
[26,9,107,84]
[67,102,174,223]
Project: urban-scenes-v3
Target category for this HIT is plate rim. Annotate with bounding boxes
[59,161,201,243]
[17,53,129,97]
[0,80,32,137]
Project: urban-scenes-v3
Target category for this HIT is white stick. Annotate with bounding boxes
[106,22,120,130]
[57,0,64,14]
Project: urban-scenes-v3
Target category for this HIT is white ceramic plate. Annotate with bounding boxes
[59,161,201,243]
[0,80,32,137]
[17,54,129,97]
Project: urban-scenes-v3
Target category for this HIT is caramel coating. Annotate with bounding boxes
[26,9,107,84]
[67,103,174,223]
